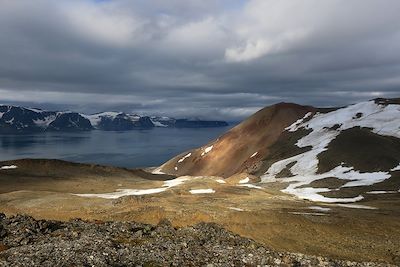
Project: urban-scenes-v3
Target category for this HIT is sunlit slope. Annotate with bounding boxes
[156,102,315,177]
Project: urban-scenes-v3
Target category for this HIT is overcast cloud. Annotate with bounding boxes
[0,0,399,120]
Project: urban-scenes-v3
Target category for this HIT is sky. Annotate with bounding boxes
[0,0,399,120]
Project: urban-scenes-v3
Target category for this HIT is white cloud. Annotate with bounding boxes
[225,32,307,62]
[61,1,145,47]
[225,0,400,62]
[0,0,399,119]
[163,17,228,58]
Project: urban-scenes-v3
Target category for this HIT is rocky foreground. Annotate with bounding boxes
[0,214,391,267]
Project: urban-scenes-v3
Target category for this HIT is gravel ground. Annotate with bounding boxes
[0,214,393,267]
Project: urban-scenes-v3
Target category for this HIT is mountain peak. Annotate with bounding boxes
[154,98,400,204]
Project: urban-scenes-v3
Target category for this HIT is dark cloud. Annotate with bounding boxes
[0,0,399,120]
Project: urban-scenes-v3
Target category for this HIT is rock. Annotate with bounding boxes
[0,215,391,267]
[133,230,143,238]
[20,237,31,245]
[157,218,172,227]
[0,243,9,252]
[0,226,6,238]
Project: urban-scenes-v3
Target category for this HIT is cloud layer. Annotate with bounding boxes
[0,0,399,120]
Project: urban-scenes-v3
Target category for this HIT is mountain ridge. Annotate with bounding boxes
[0,105,228,133]
[154,97,400,204]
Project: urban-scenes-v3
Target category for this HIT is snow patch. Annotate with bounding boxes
[237,184,263,189]
[228,207,244,211]
[250,152,258,158]
[75,176,190,199]
[163,177,190,187]
[178,153,192,163]
[238,177,250,184]
[75,188,168,199]
[151,167,165,175]
[261,100,400,203]
[151,120,168,127]
[0,165,18,170]
[150,116,173,127]
[189,189,215,194]
[283,186,364,203]
[289,212,327,216]
[84,114,102,127]
[336,204,377,210]
[391,163,400,172]
[261,176,277,183]
[33,115,56,128]
[0,111,6,119]
[288,101,400,138]
[201,145,213,156]
[267,165,388,203]
[26,107,45,113]
[308,206,331,212]
[84,112,140,128]
[216,179,226,184]
[285,112,313,132]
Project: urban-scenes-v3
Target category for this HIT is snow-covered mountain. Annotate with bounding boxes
[155,98,400,205]
[83,112,154,131]
[0,105,228,133]
[150,117,229,128]
[0,106,92,133]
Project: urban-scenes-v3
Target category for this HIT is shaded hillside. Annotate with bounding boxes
[317,127,400,173]
[0,159,175,195]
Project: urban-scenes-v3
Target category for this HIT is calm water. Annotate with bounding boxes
[0,127,232,168]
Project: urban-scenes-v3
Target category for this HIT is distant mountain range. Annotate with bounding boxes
[0,105,228,133]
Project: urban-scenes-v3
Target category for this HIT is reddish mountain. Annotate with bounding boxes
[155,102,315,177]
